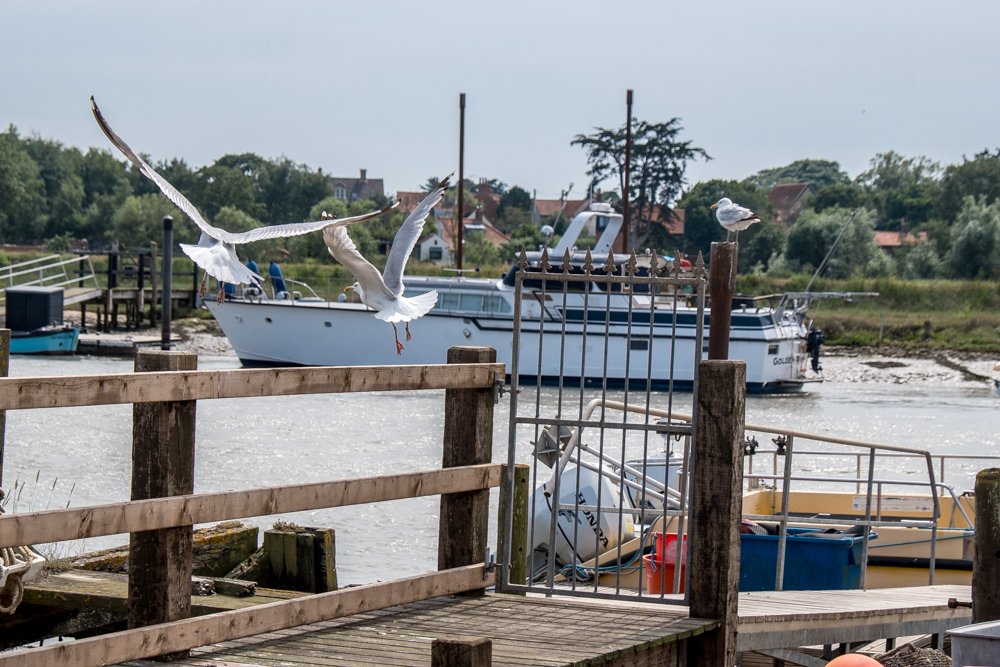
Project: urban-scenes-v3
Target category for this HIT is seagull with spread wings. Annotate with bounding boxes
[324,176,450,354]
[711,197,761,242]
[91,96,397,302]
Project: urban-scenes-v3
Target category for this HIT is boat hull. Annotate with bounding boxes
[10,327,80,354]
[206,297,811,393]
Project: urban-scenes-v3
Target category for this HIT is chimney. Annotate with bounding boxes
[359,168,367,181]
[478,178,490,200]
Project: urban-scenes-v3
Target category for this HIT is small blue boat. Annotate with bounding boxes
[10,326,80,354]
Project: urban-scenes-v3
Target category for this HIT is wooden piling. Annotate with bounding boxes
[263,526,337,593]
[439,347,496,595]
[432,637,492,667]
[974,467,1000,622]
[688,359,746,666]
[0,329,8,488]
[708,241,738,360]
[128,349,197,633]
[497,463,529,592]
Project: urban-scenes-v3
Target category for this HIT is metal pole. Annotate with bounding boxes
[621,89,633,255]
[456,93,465,271]
[160,215,173,350]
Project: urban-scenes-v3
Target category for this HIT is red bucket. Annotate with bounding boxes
[652,532,687,564]
[644,533,687,594]
[643,554,685,594]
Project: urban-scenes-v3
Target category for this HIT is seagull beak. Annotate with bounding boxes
[344,286,354,293]
[710,203,718,210]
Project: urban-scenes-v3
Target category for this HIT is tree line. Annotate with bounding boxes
[2,121,999,279]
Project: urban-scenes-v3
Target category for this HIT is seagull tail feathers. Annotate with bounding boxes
[180,243,263,287]
[373,290,439,323]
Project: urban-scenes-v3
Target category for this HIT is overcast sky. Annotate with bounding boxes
[4,1,997,203]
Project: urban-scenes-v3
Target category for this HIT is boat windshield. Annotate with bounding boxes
[403,288,513,316]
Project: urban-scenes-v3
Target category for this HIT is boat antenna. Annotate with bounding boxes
[804,209,859,294]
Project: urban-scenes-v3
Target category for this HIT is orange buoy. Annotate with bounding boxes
[826,655,881,666]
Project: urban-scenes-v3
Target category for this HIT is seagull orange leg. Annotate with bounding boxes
[405,322,412,341]
[216,286,225,304]
[198,273,208,300]
[392,323,404,355]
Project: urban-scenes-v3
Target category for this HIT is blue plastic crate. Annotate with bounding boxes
[739,526,874,591]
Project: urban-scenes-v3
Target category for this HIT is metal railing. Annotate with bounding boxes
[502,249,708,606]
[0,254,99,305]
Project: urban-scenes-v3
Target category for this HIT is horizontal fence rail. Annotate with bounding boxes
[0,350,505,666]
[0,464,503,547]
[0,362,505,410]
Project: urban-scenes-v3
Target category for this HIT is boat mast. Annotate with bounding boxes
[805,209,859,293]
[620,89,633,255]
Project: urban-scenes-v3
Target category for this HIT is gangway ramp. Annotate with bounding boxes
[0,254,101,306]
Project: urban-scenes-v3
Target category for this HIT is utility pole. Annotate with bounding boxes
[456,93,466,271]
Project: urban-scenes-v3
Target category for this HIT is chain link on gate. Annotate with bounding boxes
[499,246,707,605]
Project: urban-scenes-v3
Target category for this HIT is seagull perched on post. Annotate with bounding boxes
[90,96,397,303]
[324,176,451,355]
[711,197,761,242]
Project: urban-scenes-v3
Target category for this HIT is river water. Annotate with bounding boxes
[2,352,997,584]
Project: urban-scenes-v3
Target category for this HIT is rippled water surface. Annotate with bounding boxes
[3,354,996,583]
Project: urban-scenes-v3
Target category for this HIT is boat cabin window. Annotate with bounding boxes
[430,291,512,315]
[629,338,649,351]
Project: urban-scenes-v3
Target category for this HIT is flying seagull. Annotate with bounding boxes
[90,96,397,302]
[324,175,451,354]
[711,197,761,242]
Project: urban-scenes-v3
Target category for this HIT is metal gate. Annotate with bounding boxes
[499,248,708,604]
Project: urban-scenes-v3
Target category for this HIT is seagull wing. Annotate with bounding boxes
[383,175,450,295]
[323,225,394,301]
[717,201,758,225]
[90,96,225,240]
[220,200,399,244]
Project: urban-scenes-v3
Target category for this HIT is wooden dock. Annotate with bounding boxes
[117,594,716,667]
[106,585,975,666]
[737,584,971,664]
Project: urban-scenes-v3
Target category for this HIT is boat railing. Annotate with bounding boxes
[546,398,977,588]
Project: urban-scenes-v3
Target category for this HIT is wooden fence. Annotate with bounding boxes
[0,343,505,667]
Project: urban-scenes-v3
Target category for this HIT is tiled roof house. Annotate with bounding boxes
[329,169,385,203]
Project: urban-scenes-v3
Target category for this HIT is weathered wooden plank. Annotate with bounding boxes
[0,363,503,410]
[128,350,197,633]
[974,467,1000,622]
[180,595,713,667]
[496,463,529,592]
[0,464,502,547]
[439,347,495,598]
[735,584,973,652]
[0,564,493,667]
[688,359,745,666]
[24,569,301,614]
[432,637,492,667]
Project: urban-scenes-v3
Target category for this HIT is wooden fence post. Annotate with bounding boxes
[707,241,738,361]
[497,463,529,592]
[688,359,745,666]
[0,329,8,488]
[439,347,496,595]
[974,468,1000,622]
[432,637,492,667]
[129,349,197,634]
